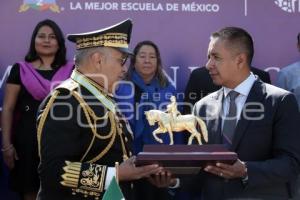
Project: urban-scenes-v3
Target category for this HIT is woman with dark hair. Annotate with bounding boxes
[116,40,183,200]
[126,40,169,88]
[1,19,73,200]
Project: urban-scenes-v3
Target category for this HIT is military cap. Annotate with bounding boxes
[67,19,132,54]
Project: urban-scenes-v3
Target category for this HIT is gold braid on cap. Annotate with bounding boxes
[76,33,128,49]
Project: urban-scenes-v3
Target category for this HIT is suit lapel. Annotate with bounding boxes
[231,80,266,151]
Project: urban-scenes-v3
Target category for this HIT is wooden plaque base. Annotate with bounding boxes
[135,144,237,175]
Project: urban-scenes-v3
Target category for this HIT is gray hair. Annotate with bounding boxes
[74,47,107,66]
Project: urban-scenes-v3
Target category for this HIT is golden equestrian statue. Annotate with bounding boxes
[145,96,208,145]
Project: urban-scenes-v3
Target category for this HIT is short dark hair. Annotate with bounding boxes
[25,19,67,69]
[211,27,254,65]
[126,40,168,87]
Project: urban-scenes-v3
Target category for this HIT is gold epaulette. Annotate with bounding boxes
[56,79,79,91]
[60,161,107,200]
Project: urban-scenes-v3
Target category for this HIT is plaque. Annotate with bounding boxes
[137,96,237,175]
[136,144,238,175]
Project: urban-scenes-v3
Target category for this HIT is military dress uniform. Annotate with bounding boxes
[37,70,134,200]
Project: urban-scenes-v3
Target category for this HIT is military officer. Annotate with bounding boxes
[36,19,162,200]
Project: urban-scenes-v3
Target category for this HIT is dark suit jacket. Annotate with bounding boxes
[183,67,271,114]
[188,80,300,199]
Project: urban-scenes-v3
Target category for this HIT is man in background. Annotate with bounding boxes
[276,32,300,200]
[276,32,300,110]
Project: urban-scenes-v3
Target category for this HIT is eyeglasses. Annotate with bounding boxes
[106,54,129,66]
[117,55,128,66]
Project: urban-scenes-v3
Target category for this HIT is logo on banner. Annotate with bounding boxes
[274,0,300,13]
[19,0,60,13]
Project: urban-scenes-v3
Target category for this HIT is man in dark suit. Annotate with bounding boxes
[187,27,300,199]
[183,66,271,114]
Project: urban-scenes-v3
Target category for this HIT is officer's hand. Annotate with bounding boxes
[147,170,177,188]
[204,159,247,179]
[118,156,163,181]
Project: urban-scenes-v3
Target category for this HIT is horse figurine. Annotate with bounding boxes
[145,109,208,145]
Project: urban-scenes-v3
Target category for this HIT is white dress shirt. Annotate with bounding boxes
[221,73,256,130]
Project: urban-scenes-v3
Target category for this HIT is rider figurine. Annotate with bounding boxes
[166,96,181,127]
[145,95,208,145]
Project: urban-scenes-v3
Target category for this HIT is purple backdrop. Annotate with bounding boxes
[0,1,300,198]
[1,0,300,102]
